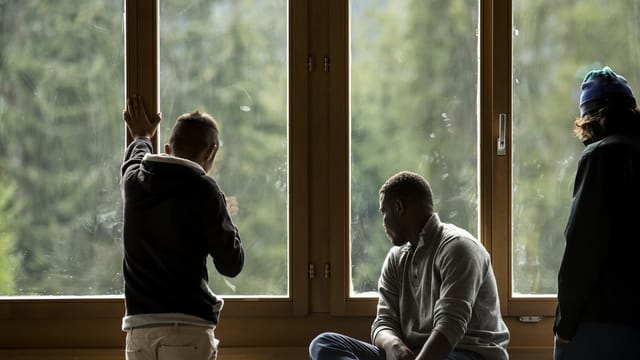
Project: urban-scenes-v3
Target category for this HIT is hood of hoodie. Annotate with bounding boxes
[138,153,206,193]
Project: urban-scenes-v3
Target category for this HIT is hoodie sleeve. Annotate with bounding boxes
[121,138,153,182]
[554,146,608,339]
[121,138,153,196]
[204,183,244,278]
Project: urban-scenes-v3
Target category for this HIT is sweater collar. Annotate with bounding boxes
[415,213,441,250]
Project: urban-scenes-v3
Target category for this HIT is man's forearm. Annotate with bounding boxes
[374,329,404,352]
[414,330,452,360]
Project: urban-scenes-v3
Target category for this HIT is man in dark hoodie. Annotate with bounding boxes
[553,66,640,359]
[121,96,244,360]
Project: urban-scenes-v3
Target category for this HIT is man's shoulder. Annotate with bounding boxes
[440,222,476,243]
[391,243,413,255]
[577,136,640,171]
[585,134,640,153]
[383,244,413,265]
[437,223,487,258]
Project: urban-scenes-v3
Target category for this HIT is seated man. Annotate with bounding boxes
[310,171,509,360]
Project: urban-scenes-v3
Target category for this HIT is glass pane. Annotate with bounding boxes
[350,0,480,295]
[160,0,288,296]
[512,0,640,295]
[0,1,124,295]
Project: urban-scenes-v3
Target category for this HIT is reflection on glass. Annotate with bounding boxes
[160,0,288,296]
[512,0,640,296]
[0,1,124,295]
[350,0,479,295]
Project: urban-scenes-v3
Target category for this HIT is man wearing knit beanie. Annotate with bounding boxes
[578,66,636,117]
[553,66,640,360]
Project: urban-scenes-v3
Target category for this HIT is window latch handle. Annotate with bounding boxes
[497,113,507,156]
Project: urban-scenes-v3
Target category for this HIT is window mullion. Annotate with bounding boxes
[125,0,159,150]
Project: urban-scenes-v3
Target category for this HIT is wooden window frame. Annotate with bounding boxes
[0,0,555,354]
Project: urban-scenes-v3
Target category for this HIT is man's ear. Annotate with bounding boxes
[395,199,405,216]
[164,144,172,155]
[205,144,218,161]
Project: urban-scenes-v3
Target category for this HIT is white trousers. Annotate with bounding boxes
[125,325,219,360]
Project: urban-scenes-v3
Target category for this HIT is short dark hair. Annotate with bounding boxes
[169,111,219,161]
[379,171,434,213]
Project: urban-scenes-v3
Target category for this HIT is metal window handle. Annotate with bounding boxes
[518,315,543,323]
[497,113,506,156]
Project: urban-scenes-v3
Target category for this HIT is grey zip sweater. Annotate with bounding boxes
[372,214,510,359]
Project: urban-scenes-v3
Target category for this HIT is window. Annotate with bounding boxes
[0,0,124,296]
[349,0,479,296]
[6,0,637,355]
[159,0,289,297]
[510,0,640,303]
[0,0,294,299]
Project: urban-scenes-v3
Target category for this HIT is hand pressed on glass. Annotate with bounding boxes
[123,95,162,139]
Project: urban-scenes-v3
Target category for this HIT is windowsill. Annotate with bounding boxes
[0,296,305,320]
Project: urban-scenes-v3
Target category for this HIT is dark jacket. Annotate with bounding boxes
[121,138,244,324]
[554,134,640,339]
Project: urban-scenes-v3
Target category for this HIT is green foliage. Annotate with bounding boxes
[350,0,479,293]
[0,0,124,295]
[511,0,640,294]
[159,0,288,295]
[0,179,19,293]
[1,0,638,298]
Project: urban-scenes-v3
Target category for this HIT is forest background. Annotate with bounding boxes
[1,0,638,297]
